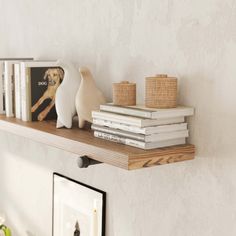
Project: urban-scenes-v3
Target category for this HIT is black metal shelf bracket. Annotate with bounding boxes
[77,155,102,168]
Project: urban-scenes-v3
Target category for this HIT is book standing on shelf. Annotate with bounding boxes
[14,63,21,119]
[1,58,33,117]
[4,61,17,117]
[20,61,64,121]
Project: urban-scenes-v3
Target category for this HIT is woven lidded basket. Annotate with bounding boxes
[113,81,136,106]
[145,74,177,108]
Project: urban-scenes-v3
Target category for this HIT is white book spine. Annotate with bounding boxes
[94,131,145,149]
[92,124,145,141]
[92,111,186,128]
[4,62,14,117]
[92,124,188,142]
[92,118,186,135]
[94,131,186,149]
[92,111,141,126]
[21,64,29,121]
[0,62,4,114]
[145,130,189,142]
[93,118,146,134]
[100,104,194,119]
[100,104,152,118]
[14,64,21,119]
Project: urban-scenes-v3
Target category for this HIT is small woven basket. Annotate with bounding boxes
[145,74,177,108]
[113,81,136,106]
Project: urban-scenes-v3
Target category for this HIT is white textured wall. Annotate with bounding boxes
[0,0,236,235]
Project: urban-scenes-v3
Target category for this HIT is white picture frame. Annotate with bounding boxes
[53,173,106,236]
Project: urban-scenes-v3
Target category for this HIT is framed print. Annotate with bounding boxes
[53,173,106,236]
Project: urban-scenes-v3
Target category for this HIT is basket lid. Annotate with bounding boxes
[113,81,136,86]
[146,74,177,80]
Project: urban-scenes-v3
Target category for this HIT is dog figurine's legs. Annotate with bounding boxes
[31,95,47,113]
[37,99,55,121]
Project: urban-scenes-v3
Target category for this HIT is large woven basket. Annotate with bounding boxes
[145,74,177,108]
[113,81,136,106]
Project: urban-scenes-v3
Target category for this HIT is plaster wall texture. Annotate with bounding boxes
[0,0,236,235]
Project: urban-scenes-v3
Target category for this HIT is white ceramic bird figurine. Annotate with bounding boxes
[55,61,80,128]
[76,67,106,128]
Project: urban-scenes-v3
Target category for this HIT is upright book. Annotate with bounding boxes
[0,58,32,115]
[21,61,64,121]
[14,63,21,119]
[100,103,194,119]
[3,58,33,117]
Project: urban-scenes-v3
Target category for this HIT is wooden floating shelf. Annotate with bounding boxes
[0,115,195,170]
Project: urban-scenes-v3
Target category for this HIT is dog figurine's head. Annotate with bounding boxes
[44,68,64,86]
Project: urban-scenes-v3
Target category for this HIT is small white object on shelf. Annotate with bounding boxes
[55,61,80,128]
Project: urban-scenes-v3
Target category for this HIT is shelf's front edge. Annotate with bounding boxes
[127,144,195,170]
[0,119,129,170]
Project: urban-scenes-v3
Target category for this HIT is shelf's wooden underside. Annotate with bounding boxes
[0,115,195,170]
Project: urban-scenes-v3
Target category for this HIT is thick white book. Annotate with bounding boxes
[92,111,185,128]
[92,124,188,142]
[20,61,59,121]
[94,131,186,150]
[14,63,21,119]
[93,118,186,135]
[4,61,15,117]
[100,103,194,119]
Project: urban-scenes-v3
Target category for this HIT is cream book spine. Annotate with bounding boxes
[21,63,30,121]
[14,63,21,119]
[4,62,14,117]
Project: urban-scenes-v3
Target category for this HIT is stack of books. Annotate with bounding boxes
[92,104,194,150]
[0,58,64,121]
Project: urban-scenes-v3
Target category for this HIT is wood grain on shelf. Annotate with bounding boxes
[0,115,195,170]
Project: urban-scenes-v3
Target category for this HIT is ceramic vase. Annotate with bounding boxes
[55,61,80,128]
[76,67,106,128]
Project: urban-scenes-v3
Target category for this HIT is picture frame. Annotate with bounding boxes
[52,173,106,236]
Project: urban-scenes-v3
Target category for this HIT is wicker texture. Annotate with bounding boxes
[113,81,136,106]
[145,74,177,108]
